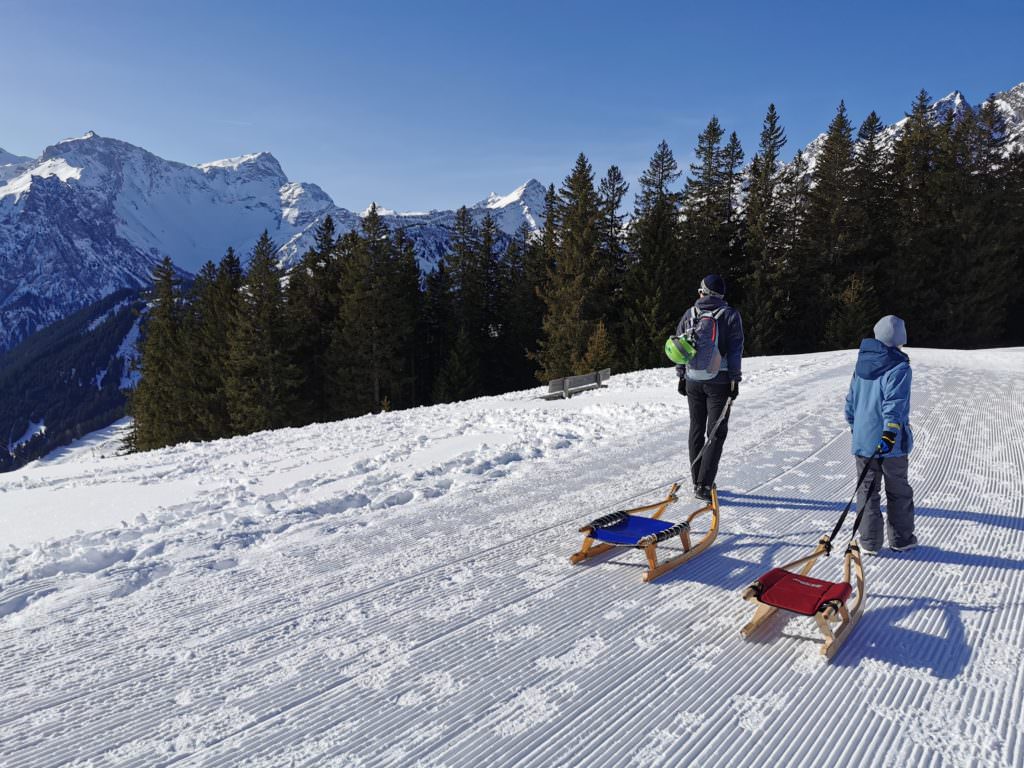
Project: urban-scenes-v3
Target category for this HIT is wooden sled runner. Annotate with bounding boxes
[570,483,720,582]
[740,449,879,659]
[740,536,865,659]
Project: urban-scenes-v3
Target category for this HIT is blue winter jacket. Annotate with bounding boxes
[675,296,744,383]
[845,338,914,458]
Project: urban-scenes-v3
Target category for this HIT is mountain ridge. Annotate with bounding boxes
[0,134,546,353]
[3,80,1022,355]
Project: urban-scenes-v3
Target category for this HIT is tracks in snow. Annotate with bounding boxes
[4,353,1023,767]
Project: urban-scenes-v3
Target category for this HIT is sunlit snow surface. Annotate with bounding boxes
[1,348,1023,767]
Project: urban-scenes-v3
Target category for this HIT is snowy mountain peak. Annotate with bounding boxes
[475,178,545,211]
[0,132,550,352]
[929,90,968,121]
[798,82,1024,181]
[198,151,287,183]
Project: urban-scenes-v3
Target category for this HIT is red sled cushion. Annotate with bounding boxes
[755,568,852,616]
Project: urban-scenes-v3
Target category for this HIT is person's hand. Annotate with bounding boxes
[878,430,897,454]
[678,377,687,397]
[729,381,739,400]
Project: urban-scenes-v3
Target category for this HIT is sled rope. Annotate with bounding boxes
[825,447,881,554]
[688,398,733,470]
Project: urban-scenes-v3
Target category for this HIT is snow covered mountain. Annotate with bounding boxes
[801,82,1024,176]
[0,132,546,353]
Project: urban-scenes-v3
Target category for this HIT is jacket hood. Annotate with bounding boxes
[855,338,908,380]
[694,295,729,312]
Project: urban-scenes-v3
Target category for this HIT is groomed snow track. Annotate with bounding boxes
[1,349,1022,767]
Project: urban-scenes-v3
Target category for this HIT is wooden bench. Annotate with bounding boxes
[542,368,611,400]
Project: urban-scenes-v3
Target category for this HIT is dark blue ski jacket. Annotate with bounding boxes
[674,295,744,383]
[845,338,914,458]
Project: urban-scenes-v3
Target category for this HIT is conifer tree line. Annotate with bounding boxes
[129,87,1024,451]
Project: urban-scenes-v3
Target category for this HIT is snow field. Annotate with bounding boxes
[1,348,1023,767]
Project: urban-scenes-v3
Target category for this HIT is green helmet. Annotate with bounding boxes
[664,335,696,365]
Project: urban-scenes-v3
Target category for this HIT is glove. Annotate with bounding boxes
[878,430,897,454]
[729,381,739,400]
[678,377,687,397]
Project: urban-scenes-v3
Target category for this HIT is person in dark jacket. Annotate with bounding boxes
[676,274,744,500]
[844,315,917,554]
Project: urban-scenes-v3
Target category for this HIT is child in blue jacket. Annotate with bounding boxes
[844,315,917,554]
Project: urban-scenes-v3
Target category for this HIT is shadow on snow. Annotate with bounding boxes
[582,488,1019,678]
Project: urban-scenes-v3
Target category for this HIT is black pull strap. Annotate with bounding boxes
[689,398,733,470]
[827,448,881,548]
[847,456,882,543]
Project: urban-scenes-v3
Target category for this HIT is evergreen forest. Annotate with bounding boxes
[129,90,1024,451]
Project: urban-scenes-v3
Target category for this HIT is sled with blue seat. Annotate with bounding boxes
[570,482,720,582]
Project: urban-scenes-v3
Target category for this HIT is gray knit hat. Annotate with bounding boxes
[873,315,907,348]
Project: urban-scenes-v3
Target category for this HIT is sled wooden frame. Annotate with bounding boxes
[740,536,866,659]
[569,483,720,582]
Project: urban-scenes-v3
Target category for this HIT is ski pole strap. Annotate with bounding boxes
[689,398,733,469]
[827,448,881,546]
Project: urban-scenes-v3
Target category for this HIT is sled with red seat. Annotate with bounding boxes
[740,535,864,659]
[570,482,719,582]
[740,450,879,659]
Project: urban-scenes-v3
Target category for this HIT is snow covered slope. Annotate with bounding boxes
[0,132,546,353]
[2,348,1023,767]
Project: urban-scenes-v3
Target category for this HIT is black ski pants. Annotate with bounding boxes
[687,379,732,487]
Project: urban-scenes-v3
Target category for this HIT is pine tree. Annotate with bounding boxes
[620,141,683,370]
[805,101,855,348]
[681,116,726,281]
[285,215,339,424]
[597,165,629,367]
[386,228,424,407]
[719,131,747,307]
[577,320,616,373]
[826,272,877,348]
[937,98,1015,346]
[225,231,302,433]
[446,206,487,392]
[419,257,455,404]
[841,111,891,344]
[500,222,543,387]
[327,208,420,416]
[477,212,506,394]
[129,257,191,450]
[539,183,560,276]
[328,226,378,417]
[1003,148,1024,344]
[534,153,608,378]
[433,327,479,403]
[180,260,221,441]
[740,105,790,354]
[889,90,946,343]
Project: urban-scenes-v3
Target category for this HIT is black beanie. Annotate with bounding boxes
[700,274,726,297]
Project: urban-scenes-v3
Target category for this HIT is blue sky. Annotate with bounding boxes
[3,0,1022,211]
